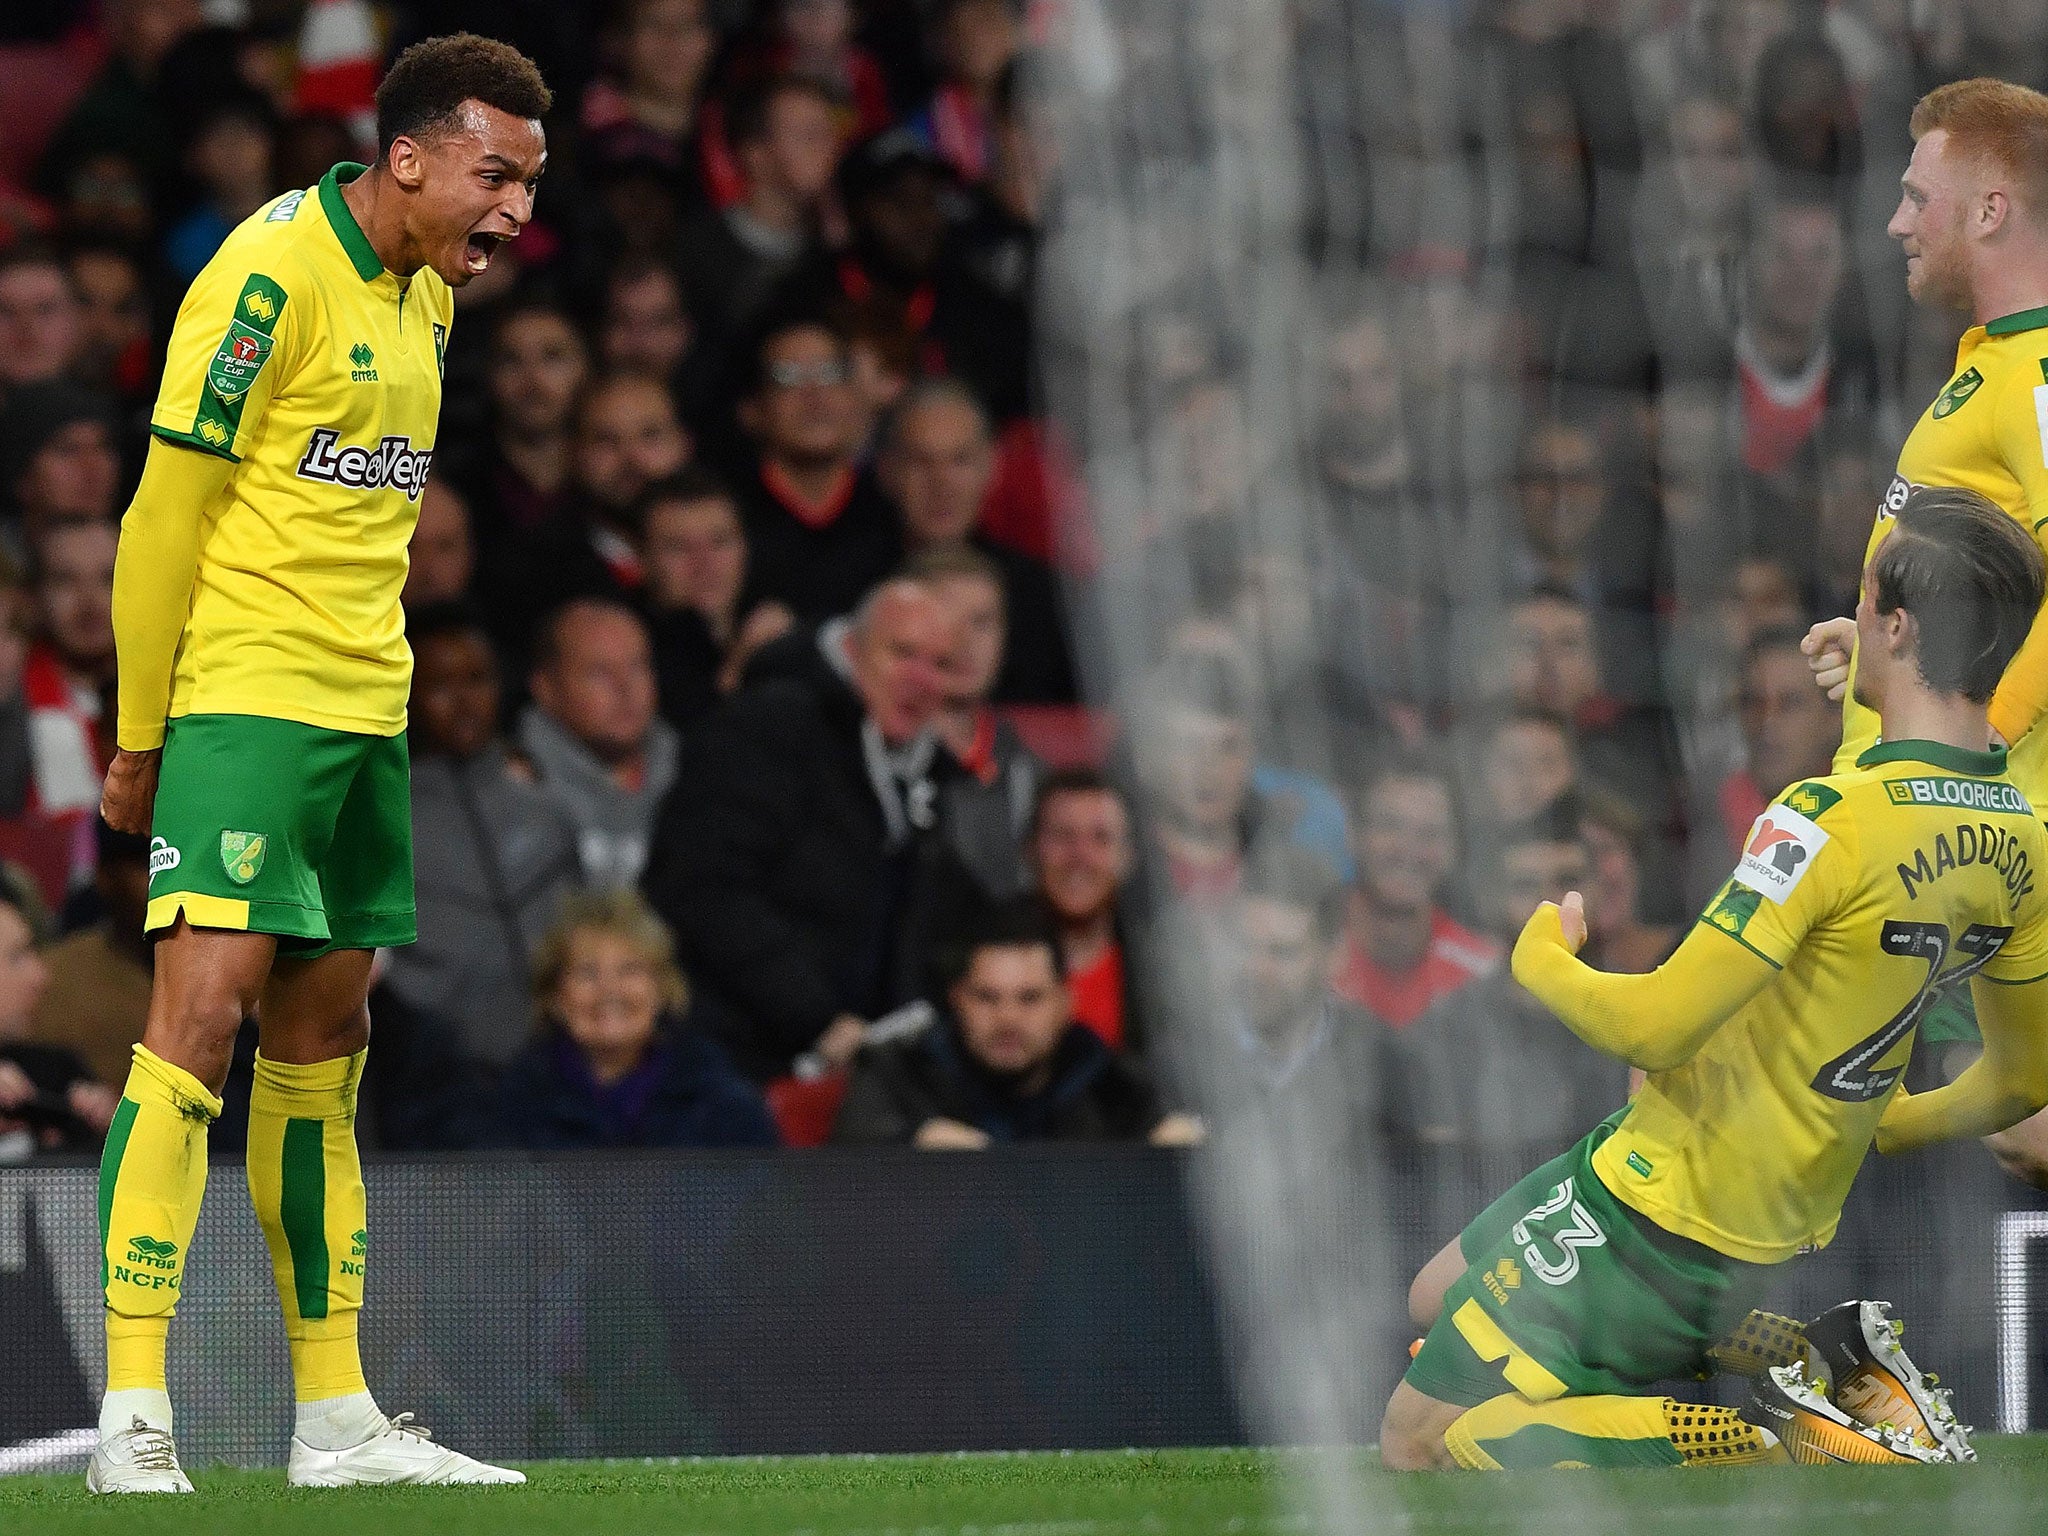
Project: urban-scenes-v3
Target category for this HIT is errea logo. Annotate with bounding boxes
[296,428,432,500]
[349,342,377,382]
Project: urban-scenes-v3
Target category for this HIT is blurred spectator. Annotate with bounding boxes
[818,130,951,360]
[164,90,278,280]
[36,0,205,211]
[676,76,837,364]
[598,254,700,412]
[644,577,954,1079]
[2,382,121,557]
[520,598,680,889]
[26,819,150,1087]
[754,0,894,144]
[832,898,1194,1147]
[1333,758,1497,1030]
[489,373,691,660]
[498,889,777,1149]
[639,468,795,725]
[22,518,116,888]
[1401,807,1630,1158]
[908,545,1041,900]
[1027,768,1140,1054]
[0,869,115,1159]
[1131,645,1352,906]
[1500,585,1680,781]
[1468,707,1579,833]
[389,607,583,1066]
[908,0,1022,188]
[401,479,475,610]
[1577,787,1681,975]
[1206,842,1381,1125]
[449,298,589,541]
[880,378,1075,702]
[63,242,153,404]
[731,315,897,622]
[1728,183,1872,490]
[1503,418,1659,695]
[0,244,85,394]
[580,0,720,185]
[1306,303,1440,715]
[1751,25,1861,181]
[1636,91,1751,352]
[1717,625,1839,853]
[948,57,1040,421]
[52,150,155,247]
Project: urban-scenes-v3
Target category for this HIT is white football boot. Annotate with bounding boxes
[288,1408,524,1487]
[86,1415,195,1494]
[1804,1300,1975,1463]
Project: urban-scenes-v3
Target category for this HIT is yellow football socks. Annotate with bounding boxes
[246,1050,371,1402]
[1446,1393,1788,1470]
[99,1046,222,1394]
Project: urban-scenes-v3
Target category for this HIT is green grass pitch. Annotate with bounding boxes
[6,1441,2048,1534]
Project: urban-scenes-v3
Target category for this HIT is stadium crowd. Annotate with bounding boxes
[0,0,2044,1191]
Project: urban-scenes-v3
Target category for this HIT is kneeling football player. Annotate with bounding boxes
[1382,486,2048,1469]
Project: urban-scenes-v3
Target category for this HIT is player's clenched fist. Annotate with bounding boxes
[1802,617,1857,702]
[100,747,161,835]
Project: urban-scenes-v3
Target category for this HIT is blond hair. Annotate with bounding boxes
[531,889,689,1021]
[1911,78,2048,222]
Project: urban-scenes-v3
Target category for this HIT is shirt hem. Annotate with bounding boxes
[1592,1148,1810,1265]
[168,700,408,737]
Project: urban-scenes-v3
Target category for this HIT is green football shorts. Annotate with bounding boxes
[145,713,415,957]
[1404,1114,1772,1407]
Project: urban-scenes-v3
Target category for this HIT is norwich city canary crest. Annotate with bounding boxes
[1931,366,1984,418]
[220,831,267,885]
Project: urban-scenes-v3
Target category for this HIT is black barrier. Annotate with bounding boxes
[3,1143,2045,1469]
[1,1149,1241,1467]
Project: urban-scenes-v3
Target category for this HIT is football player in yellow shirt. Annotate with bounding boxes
[1806,79,2048,1186]
[1381,486,2048,1472]
[87,35,549,1494]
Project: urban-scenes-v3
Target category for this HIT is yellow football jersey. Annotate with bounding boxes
[126,161,451,744]
[1593,740,2048,1262]
[1839,307,2048,803]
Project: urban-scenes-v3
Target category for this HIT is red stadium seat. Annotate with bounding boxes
[996,705,1115,770]
[0,812,75,915]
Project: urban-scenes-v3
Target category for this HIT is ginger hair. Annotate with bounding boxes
[1910,78,2048,224]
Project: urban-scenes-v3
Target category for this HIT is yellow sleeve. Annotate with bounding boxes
[148,256,299,462]
[111,438,236,750]
[1986,382,2048,744]
[1876,973,2048,1152]
[1511,906,1780,1072]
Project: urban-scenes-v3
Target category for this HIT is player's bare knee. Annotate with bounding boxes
[1378,1405,1447,1471]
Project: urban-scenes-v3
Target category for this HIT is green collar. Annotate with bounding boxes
[318,162,384,283]
[1856,738,2007,775]
[1984,303,2048,337]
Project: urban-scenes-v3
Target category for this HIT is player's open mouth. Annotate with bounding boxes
[464,231,509,274]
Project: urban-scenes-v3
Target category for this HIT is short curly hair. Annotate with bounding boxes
[375,33,552,155]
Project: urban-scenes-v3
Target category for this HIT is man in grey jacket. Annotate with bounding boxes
[519,597,681,889]
[389,607,583,1064]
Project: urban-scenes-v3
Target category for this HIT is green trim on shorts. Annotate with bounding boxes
[146,713,416,956]
[1407,1113,1771,1407]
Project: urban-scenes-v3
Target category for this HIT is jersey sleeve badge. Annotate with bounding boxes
[1736,802,1831,903]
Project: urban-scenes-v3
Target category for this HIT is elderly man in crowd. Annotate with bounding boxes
[643,576,960,1079]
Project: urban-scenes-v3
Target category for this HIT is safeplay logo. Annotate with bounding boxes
[1736,803,1829,904]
